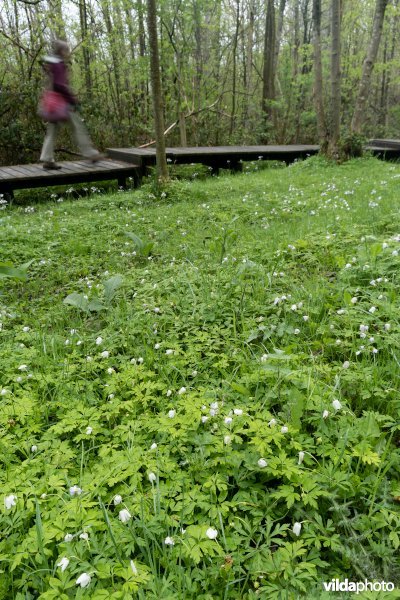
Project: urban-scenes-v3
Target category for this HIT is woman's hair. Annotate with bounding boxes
[52,39,70,56]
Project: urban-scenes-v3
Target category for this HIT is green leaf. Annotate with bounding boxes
[0,260,33,281]
[103,275,123,305]
[88,298,106,312]
[63,293,90,312]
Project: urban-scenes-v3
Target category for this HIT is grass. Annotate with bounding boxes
[1,156,400,599]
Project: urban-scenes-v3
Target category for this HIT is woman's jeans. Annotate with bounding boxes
[40,110,98,162]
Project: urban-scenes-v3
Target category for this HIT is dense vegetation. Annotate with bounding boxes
[1,157,400,598]
[1,0,400,164]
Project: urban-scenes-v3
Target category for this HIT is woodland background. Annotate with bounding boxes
[0,0,398,165]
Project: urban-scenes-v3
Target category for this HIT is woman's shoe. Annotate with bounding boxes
[89,153,105,164]
[43,161,62,170]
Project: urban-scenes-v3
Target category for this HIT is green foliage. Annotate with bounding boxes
[0,260,33,281]
[1,158,400,597]
[63,276,123,313]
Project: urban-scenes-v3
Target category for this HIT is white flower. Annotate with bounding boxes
[0,388,8,396]
[298,451,305,465]
[119,509,131,523]
[154,343,161,350]
[76,573,91,588]
[150,442,157,450]
[191,370,198,376]
[369,306,377,314]
[57,557,70,572]
[165,349,174,355]
[342,361,350,369]
[292,522,302,536]
[322,410,330,419]
[22,326,30,332]
[360,324,369,333]
[164,536,174,545]
[148,472,156,483]
[31,445,37,453]
[137,357,144,364]
[224,417,233,425]
[107,367,114,374]
[95,336,103,345]
[303,315,309,321]
[258,458,268,468]
[291,304,297,311]
[281,426,288,434]
[337,309,346,315]
[233,409,243,416]
[294,328,300,335]
[178,387,186,395]
[166,389,172,397]
[86,356,92,362]
[210,402,218,410]
[372,347,378,354]
[201,416,209,423]
[332,399,342,411]
[70,329,77,334]
[168,409,176,418]
[113,495,123,505]
[85,427,93,435]
[351,297,357,304]
[130,560,138,575]
[261,354,268,363]
[65,339,70,346]
[384,323,391,331]
[224,435,231,445]
[69,485,83,496]
[64,533,74,542]
[79,532,89,541]
[100,350,109,358]
[268,418,277,427]
[154,307,160,313]
[206,527,218,540]
[40,493,47,499]
[4,495,17,509]
[18,365,28,371]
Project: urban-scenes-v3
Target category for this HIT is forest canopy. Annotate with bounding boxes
[0,0,399,164]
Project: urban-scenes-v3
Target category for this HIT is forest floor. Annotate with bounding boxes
[1,156,400,599]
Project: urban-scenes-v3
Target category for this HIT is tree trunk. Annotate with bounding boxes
[274,0,287,72]
[351,0,390,134]
[230,0,240,136]
[244,0,255,131]
[312,0,328,147]
[329,0,341,157]
[147,0,168,180]
[79,0,92,98]
[262,0,276,139]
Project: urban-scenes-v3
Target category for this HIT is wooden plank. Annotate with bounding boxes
[0,166,33,179]
[369,139,400,149]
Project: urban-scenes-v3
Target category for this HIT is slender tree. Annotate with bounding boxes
[261,0,276,139]
[147,0,168,180]
[312,0,328,147]
[351,0,390,134]
[329,0,341,156]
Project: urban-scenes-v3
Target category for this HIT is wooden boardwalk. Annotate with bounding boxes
[1,141,399,197]
[107,144,320,173]
[0,159,140,198]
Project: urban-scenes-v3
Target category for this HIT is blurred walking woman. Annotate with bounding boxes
[39,39,102,169]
